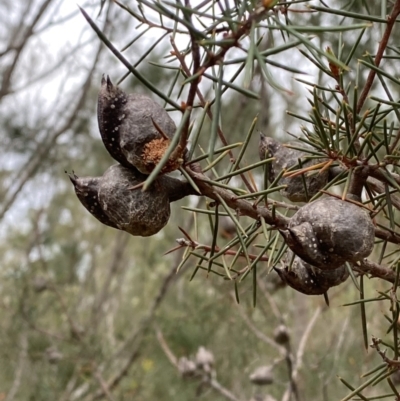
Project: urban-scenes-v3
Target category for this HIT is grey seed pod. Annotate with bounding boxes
[249,366,274,386]
[195,346,214,373]
[68,172,118,229]
[275,250,349,295]
[273,325,289,345]
[97,76,132,168]
[98,164,170,237]
[259,133,329,202]
[178,357,197,378]
[98,76,179,174]
[69,167,197,235]
[283,197,375,269]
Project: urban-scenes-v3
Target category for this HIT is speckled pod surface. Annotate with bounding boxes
[98,164,170,236]
[69,173,118,230]
[284,197,375,269]
[275,250,349,295]
[98,76,177,174]
[69,164,198,236]
[259,134,329,202]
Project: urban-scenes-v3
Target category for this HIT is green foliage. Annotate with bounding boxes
[1,0,400,400]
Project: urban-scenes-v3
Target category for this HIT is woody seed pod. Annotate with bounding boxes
[195,346,214,373]
[70,165,198,236]
[273,325,289,345]
[282,197,375,269]
[177,357,197,378]
[98,76,180,174]
[259,134,329,202]
[275,250,349,295]
[98,164,170,236]
[68,173,119,230]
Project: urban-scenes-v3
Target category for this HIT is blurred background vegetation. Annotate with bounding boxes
[0,1,399,400]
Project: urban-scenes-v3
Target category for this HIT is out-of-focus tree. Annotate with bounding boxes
[1,1,400,401]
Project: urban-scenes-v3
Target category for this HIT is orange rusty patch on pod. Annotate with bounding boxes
[141,138,182,173]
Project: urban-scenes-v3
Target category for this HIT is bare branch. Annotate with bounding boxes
[4,329,28,401]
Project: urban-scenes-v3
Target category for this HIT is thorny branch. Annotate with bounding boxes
[371,336,400,368]
[169,38,256,193]
[356,0,400,114]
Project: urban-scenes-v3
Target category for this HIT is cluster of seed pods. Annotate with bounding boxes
[259,134,375,296]
[69,76,193,237]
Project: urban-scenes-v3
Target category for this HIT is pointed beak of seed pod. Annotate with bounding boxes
[65,171,78,186]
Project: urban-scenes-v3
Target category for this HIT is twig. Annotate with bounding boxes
[156,328,178,368]
[188,166,400,249]
[187,166,289,228]
[232,293,286,354]
[169,37,256,193]
[355,259,397,283]
[356,0,400,114]
[0,17,106,221]
[93,368,116,401]
[208,379,242,401]
[0,0,54,100]
[281,307,322,401]
[179,0,201,153]
[371,336,400,368]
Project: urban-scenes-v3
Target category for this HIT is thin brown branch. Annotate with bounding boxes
[371,336,400,367]
[180,0,201,153]
[189,166,400,248]
[356,0,400,114]
[232,293,286,354]
[169,38,256,193]
[0,0,54,100]
[367,177,400,211]
[0,13,106,221]
[114,0,186,34]
[368,167,400,189]
[156,328,179,367]
[200,5,272,72]
[355,259,397,283]
[207,378,242,401]
[187,166,289,228]
[93,368,116,401]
